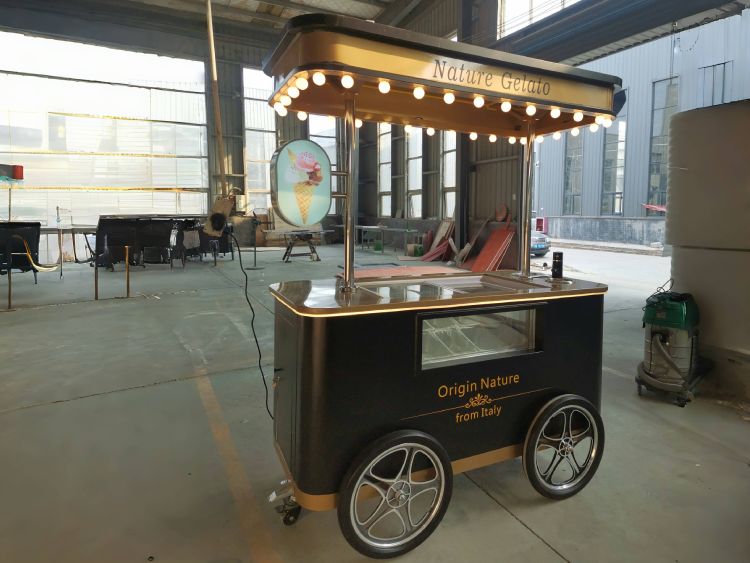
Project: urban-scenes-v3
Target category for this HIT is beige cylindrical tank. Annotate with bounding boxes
[668,101,750,397]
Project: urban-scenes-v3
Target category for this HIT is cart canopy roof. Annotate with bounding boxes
[263,14,624,138]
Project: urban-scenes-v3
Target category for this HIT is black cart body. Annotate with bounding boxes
[271,272,605,510]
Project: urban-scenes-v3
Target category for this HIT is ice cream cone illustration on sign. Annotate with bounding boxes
[287,148,324,224]
[271,139,331,227]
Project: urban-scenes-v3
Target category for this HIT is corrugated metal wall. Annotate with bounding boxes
[402,0,459,38]
[471,139,521,222]
[536,9,750,220]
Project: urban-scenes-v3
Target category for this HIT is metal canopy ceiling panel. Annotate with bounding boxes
[263,14,623,138]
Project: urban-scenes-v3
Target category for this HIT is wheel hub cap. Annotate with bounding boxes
[558,437,574,456]
[386,481,411,508]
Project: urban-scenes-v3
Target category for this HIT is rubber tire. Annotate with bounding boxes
[337,430,453,559]
[523,394,604,500]
[533,251,549,257]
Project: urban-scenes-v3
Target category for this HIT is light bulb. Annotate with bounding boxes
[473,96,484,108]
[553,131,561,140]
[508,136,516,144]
[589,123,599,132]
[571,127,580,137]
[489,134,497,143]
[520,137,527,145]
[280,95,292,106]
[595,115,604,125]
[443,92,455,104]
[573,111,583,122]
[603,117,613,128]
[276,105,287,117]
[295,77,309,90]
[550,107,561,119]
[404,124,413,133]
[500,101,512,112]
[413,86,425,99]
[469,132,478,140]
[526,105,537,116]
[378,81,390,94]
[536,135,544,143]
[426,127,435,136]
[312,72,326,86]
[297,111,307,121]
[355,118,363,128]
[288,86,300,98]
[273,102,284,114]
[341,75,354,89]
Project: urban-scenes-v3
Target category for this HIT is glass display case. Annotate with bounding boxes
[421,308,537,369]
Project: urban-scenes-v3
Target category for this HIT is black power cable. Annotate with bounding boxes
[229,232,273,421]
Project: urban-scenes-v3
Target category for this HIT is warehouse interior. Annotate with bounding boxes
[1,1,748,562]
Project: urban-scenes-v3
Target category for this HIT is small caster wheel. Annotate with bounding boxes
[283,506,301,526]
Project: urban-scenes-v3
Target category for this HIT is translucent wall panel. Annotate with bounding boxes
[0,187,207,226]
[0,31,204,92]
[0,31,209,227]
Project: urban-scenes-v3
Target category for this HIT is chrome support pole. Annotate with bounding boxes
[341,95,358,293]
[518,123,536,278]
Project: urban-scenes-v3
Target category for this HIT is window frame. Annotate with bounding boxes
[562,130,583,215]
[600,91,627,216]
[406,126,423,219]
[377,122,392,218]
[646,76,679,214]
[441,130,457,219]
[242,68,276,212]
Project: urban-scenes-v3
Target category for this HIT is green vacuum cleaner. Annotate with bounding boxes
[636,282,711,406]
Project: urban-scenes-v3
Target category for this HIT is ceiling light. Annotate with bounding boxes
[500,101,512,112]
[469,132,478,140]
[520,137,527,145]
[571,127,580,137]
[297,111,307,121]
[288,86,300,98]
[553,131,561,140]
[280,95,292,106]
[473,96,485,108]
[355,118,363,128]
[573,111,583,122]
[378,81,390,94]
[526,105,537,116]
[508,136,516,144]
[443,92,455,104]
[595,115,604,125]
[404,124,413,133]
[489,134,497,142]
[603,117,613,128]
[550,107,561,118]
[295,77,309,90]
[413,86,425,99]
[341,75,354,89]
[312,72,326,86]
[426,127,435,136]
[589,123,599,132]
[536,135,544,143]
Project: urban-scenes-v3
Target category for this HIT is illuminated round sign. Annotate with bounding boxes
[271,139,332,227]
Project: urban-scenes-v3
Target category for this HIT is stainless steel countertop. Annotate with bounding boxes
[269,271,607,317]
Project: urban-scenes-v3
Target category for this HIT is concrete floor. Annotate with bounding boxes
[0,245,748,563]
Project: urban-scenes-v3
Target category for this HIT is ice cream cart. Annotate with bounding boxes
[262,14,623,558]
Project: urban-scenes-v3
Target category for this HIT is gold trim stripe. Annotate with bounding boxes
[401,388,552,421]
[279,443,524,512]
[451,444,523,474]
[271,289,605,318]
